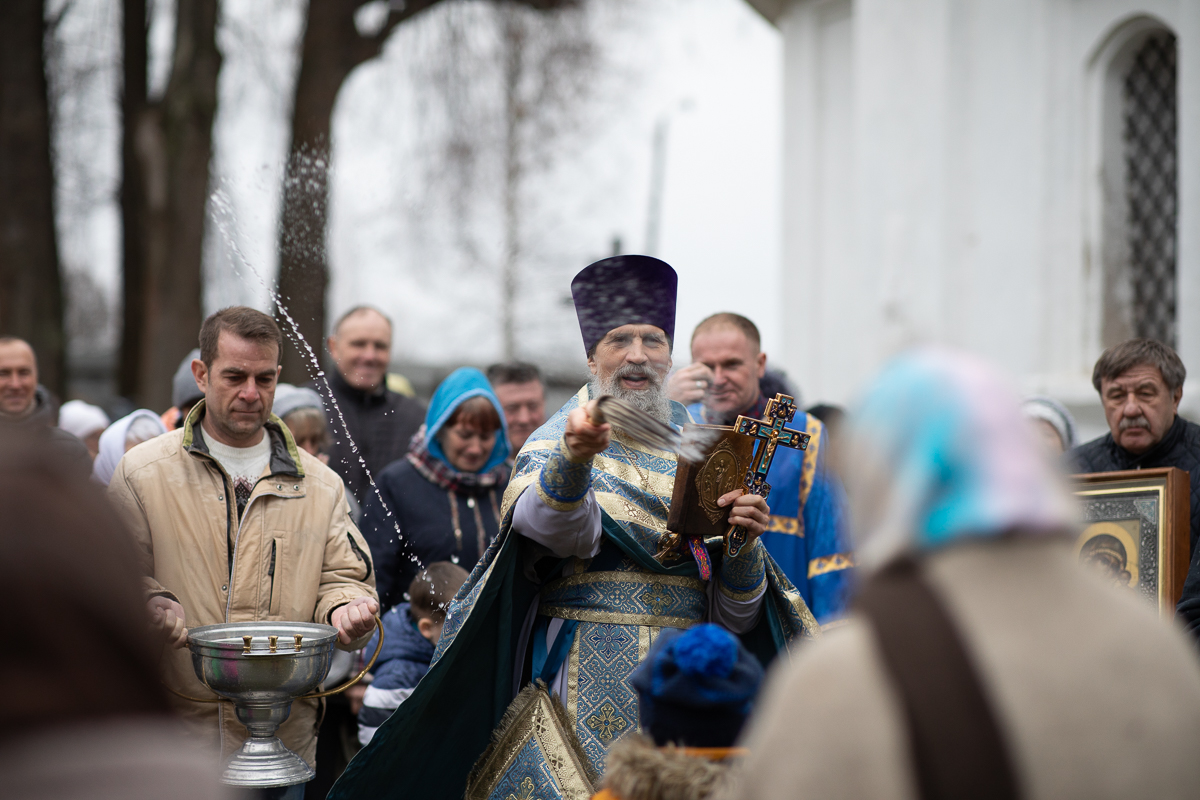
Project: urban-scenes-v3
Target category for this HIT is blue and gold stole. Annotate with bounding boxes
[538,544,708,773]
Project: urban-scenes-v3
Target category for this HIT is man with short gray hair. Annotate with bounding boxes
[1070,339,1200,638]
[316,306,426,505]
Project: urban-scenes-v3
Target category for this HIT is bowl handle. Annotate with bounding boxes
[302,615,385,699]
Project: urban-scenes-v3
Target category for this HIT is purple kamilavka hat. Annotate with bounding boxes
[570,255,678,355]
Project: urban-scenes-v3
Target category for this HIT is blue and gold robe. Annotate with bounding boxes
[330,387,818,800]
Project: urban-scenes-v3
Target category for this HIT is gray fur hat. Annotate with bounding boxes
[273,384,324,420]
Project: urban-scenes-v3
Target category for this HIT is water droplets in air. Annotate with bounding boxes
[208,185,427,576]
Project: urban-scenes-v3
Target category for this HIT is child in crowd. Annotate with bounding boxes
[357,562,469,746]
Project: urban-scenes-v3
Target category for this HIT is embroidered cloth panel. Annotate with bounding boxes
[538,570,707,629]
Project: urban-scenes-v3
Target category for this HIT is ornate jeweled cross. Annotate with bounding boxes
[641,584,671,616]
[726,394,811,557]
[586,702,628,741]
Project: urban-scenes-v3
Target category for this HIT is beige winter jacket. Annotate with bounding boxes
[106,401,377,769]
[722,537,1200,800]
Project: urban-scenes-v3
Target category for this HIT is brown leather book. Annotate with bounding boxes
[667,425,756,538]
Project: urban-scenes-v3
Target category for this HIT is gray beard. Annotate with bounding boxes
[590,368,673,425]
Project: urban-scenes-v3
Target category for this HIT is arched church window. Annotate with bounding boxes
[1122,32,1178,346]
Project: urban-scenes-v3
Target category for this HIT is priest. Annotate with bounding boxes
[330,256,818,800]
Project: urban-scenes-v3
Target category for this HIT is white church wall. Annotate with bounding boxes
[760,0,1199,444]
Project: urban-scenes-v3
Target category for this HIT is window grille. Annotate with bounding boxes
[1123,32,1178,346]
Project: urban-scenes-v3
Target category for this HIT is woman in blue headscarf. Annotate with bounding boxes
[360,368,511,611]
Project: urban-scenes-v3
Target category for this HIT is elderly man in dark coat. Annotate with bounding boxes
[1069,339,1200,637]
[314,306,426,506]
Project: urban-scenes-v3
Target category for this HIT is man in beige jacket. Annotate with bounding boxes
[107,307,378,787]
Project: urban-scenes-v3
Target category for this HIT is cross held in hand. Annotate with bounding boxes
[734,394,811,499]
[725,394,811,557]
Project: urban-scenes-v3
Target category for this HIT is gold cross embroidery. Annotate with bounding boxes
[641,584,671,615]
[586,702,628,741]
[506,776,537,800]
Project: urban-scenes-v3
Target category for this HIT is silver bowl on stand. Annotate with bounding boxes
[184,619,381,788]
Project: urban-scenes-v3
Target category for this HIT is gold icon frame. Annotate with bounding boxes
[1072,468,1190,616]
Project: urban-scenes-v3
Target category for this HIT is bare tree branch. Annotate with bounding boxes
[275,0,578,381]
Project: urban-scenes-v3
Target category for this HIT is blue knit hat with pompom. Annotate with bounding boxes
[629,623,764,748]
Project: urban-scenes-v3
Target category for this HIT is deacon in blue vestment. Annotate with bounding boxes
[330,257,819,800]
[669,312,855,625]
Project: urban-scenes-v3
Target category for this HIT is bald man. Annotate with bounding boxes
[0,337,90,473]
[0,337,43,421]
[314,307,426,506]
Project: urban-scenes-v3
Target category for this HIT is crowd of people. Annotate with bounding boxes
[5,254,1200,800]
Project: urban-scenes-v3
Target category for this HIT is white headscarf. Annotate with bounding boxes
[92,409,168,485]
[58,400,110,439]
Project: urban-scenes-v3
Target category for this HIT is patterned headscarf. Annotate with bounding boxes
[406,367,510,493]
[844,348,1077,571]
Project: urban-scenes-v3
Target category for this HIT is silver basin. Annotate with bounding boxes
[188,621,338,787]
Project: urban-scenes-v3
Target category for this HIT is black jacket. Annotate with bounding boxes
[312,370,426,506]
[358,459,505,612]
[1071,415,1200,636]
[0,386,90,478]
[1071,415,1200,552]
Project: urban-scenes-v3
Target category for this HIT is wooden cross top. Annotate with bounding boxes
[726,394,811,557]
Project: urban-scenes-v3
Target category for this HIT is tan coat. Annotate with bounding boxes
[723,537,1200,800]
[106,401,377,768]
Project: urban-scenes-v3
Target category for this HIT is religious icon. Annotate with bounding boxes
[1075,522,1139,589]
[696,439,746,525]
[1071,468,1190,617]
[668,426,755,538]
[667,395,811,558]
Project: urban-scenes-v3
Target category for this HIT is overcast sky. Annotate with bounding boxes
[58,0,782,377]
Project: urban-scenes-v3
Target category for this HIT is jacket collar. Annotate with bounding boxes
[180,399,305,478]
[1106,414,1185,469]
[601,734,740,800]
[329,368,388,406]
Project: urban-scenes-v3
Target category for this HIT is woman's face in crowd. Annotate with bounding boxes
[440,422,496,473]
[285,413,329,460]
